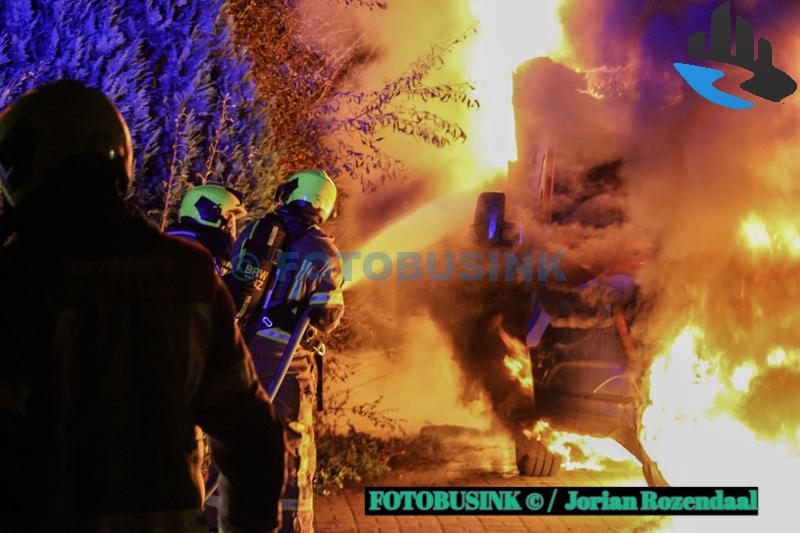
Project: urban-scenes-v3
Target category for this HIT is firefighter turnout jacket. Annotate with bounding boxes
[166,218,234,277]
[0,202,285,532]
[226,206,344,375]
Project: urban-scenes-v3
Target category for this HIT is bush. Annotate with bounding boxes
[315,426,446,494]
[315,427,391,492]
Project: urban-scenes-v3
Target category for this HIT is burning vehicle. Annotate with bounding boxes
[471,58,667,487]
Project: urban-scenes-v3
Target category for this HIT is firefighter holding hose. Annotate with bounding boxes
[226,169,344,533]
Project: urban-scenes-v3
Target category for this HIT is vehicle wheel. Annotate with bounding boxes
[515,438,562,477]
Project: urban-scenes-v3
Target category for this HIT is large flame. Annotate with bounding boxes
[343,0,566,291]
[465,0,565,175]
[639,211,800,530]
[640,328,800,530]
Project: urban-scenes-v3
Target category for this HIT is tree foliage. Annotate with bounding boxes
[0,0,268,225]
[228,0,477,191]
[1,0,477,216]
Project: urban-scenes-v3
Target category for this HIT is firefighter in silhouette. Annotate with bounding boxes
[0,80,285,532]
[165,183,249,520]
[226,169,344,533]
[166,183,247,276]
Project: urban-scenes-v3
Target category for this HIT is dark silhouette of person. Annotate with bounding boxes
[0,80,285,532]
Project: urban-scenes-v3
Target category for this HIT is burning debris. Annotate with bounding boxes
[526,421,638,472]
[501,325,640,474]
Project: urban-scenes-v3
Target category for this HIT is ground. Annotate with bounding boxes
[314,432,671,532]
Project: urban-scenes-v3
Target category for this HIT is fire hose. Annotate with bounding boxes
[204,309,321,504]
[266,309,312,402]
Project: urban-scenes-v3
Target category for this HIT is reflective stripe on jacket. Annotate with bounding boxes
[235,210,344,337]
[233,209,344,375]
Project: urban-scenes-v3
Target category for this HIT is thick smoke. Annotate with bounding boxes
[589,0,800,438]
[321,0,800,476]
[556,4,800,525]
[303,0,508,434]
[424,268,538,432]
[320,0,647,437]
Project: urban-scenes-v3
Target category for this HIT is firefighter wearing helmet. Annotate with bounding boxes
[0,80,284,531]
[226,169,344,533]
[166,183,247,276]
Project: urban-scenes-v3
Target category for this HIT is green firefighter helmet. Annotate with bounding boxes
[0,80,133,207]
[277,169,337,222]
[179,183,247,235]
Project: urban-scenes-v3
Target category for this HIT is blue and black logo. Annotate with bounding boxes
[674,2,797,110]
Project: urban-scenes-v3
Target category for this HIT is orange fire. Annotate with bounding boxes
[343,0,567,292]
[499,326,639,472]
[525,421,639,472]
[629,200,800,529]
[342,0,799,527]
[498,206,800,525]
[498,327,533,391]
[739,212,800,257]
[465,0,565,175]
[641,325,799,521]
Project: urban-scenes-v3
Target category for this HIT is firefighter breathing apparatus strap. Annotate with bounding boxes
[233,213,286,325]
[239,214,316,343]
